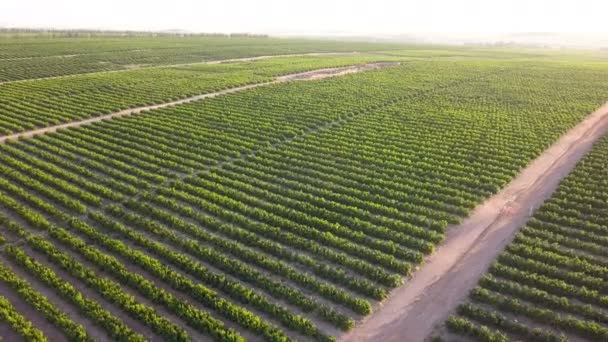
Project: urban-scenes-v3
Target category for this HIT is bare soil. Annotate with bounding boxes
[277,62,399,81]
[204,52,359,65]
[0,62,397,144]
[340,101,608,342]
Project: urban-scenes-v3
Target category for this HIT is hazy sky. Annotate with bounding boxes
[1,0,608,35]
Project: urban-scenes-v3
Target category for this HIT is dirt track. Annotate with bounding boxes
[340,101,608,342]
[0,62,395,144]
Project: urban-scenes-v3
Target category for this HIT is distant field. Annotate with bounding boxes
[0,35,608,342]
[0,35,413,81]
[0,54,404,135]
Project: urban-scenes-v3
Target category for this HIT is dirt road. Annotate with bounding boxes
[340,101,608,342]
[0,62,395,144]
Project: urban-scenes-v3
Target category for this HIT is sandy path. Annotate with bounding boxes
[0,62,395,144]
[203,52,359,65]
[0,52,359,85]
[340,101,608,342]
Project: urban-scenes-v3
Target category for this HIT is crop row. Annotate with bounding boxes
[0,294,47,342]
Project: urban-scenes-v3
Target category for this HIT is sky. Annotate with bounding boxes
[1,0,608,35]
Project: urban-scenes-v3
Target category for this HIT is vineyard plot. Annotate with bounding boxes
[0,35,412,81]
[0,59,607,341]
[0,55,403,135]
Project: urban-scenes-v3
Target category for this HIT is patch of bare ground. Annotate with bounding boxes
[276,62,399,81]
[340,101,608,342]
[203,52,360,65]
[0,61,398,144]
[122,64,147,69]
[0,320,24,342]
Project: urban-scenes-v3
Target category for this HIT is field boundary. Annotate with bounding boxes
[0,52,360,85]
[0,62,395,144]
[340,101,608,342]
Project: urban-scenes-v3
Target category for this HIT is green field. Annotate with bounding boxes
[0,54,404,134]
[0,35,607,342]
[0,35,410,81]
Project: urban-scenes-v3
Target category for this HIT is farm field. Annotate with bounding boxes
[435,133,608,342]
[0,35,608,342]
[0,34,413,81]
[0,54,408,135]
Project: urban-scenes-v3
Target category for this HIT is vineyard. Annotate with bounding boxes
[0,55,404,135]
[437,133,608,342]
[0,35,608,342]
[0,35,411,81]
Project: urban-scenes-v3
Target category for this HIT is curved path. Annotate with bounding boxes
[0,62,395,144]
[340,101,608,342]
